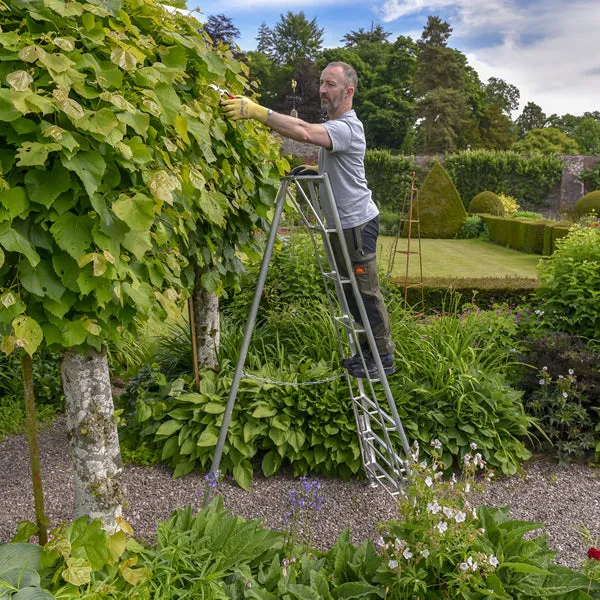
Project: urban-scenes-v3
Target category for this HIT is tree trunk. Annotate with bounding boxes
[61,347,124,533]
[192,268,220,370]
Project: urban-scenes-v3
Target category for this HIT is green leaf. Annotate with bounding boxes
[173,459,195,478]
[199,189,228,226]
[331,582,384,599]
[154,82,182,124]
[50,212,93,260]
[233,460,253,490]
[122,281,154,311]
[19,260,65,301]
[156,420,183,437]
[202,402,226,414]
[16,142,61,167]
[7,70,33,92]
[62,151,106,198]
[24,164,71,209]
[12,587,55,599]
[61,319,89,346]
[197,428,219,447]
[12,316,44,356]
[499,562,551,575]
[62,556,93,585]
[252,404,278,418]
[0,88,23,121]
[112,193,155,232]
[261,450,283,477]
[110,48,140,71]
[0,543,42,571]
[0,187,29,218]
[39,52,74,73]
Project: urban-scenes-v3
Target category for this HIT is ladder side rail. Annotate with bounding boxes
[204,180,289,505]
[321,174,412,461]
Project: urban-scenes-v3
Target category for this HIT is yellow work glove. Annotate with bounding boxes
[221,96,270,124]
[290,165,319,176]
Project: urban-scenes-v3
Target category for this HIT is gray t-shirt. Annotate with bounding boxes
[318,109,379,229]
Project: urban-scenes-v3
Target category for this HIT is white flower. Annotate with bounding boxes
[394,538,406,551]
[403,548,413,560]
[568,368,575,375]
[489,555,499,567]
[562,392,568,398]
[455,511,466,523]
[443,506,455,518]
[421,549,430,558]
[539,379,545,385]
[425,476,433,487]
[471,507,478,518]
[376,536,385,547]
[463,454,472,466]
[434,471,443,479]
[388,560,398,569]
[450,473,458,485]
[467,556,478,571]
[431,439,442,449]
[436,521,448,534]
[459,562,469,571]
[473,453,484,467]
[427,501,441,514]
[470,442,478,450]
[542,366,548,371]
[464,482,471,493]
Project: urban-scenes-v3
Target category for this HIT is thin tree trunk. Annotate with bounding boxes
[61,347,124,533]
[192,268,220,370]
[21,352,49,545]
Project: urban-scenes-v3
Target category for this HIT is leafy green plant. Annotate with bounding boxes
[389,300,534,475]
[498,193,520,217]
[512,210,545,220]
[134,498,283,599]
[0,542,52,599]
[457,215,488,239]
[379,210,401,236]
[537,221,600,339]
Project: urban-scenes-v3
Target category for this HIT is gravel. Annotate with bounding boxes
[1,417,599,570]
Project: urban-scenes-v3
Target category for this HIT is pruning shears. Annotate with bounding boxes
[207,84,235,99]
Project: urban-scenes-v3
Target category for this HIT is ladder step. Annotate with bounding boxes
[334,315,365,333]
[323,271,351,284]
[393,250,421,255]
[308,225,336,234]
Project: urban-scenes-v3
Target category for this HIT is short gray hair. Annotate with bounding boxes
[326,61,358,89]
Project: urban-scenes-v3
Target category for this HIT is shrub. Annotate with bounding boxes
[414,161,467,239]
[573,190,600,218]
[498,193,520,216]
[458,215,488,239]
[469,191,505,216]
[513,333,600,459]
[536,222,600,339]
[365,150,416,212]
[379,210,401,236]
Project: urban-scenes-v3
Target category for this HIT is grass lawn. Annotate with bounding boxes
[379,238,542,288]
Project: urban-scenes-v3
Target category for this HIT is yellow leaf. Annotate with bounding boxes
[7,70,33,92]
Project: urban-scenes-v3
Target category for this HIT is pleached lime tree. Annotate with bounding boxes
[0,0,287,531]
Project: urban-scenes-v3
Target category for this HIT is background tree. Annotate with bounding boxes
[516,101,547,137]
[202,14,240,47]
[512,127,580,154]
[341,23,391,46]
[256,12,323,67]
[413,16,472,153]
[485,77,520,115]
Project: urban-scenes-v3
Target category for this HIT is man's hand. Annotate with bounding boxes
[289,165,319,176]
[221,96,270,124]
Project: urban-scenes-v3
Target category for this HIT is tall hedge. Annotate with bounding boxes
[444,150,563,210]
[365,150,415,211]
[414,161,466,238]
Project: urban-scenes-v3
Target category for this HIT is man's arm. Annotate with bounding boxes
[221,96,332,149]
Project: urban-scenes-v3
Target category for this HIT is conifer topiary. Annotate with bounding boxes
[572,190,600,218]
[469,191,506,216]
[414,161,466,238]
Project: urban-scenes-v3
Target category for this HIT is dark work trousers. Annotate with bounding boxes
[330,216,395,356]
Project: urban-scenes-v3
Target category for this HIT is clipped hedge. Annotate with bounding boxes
[414,161,466,238]
[573,190,600,218]
[365,150,415,211]
[469,191,505,216]
[444,150,563,210]
[482,215,572,255]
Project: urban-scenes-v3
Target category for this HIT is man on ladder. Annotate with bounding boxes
[222,61,395,379]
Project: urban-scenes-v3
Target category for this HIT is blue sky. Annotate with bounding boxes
[186,0,600,118]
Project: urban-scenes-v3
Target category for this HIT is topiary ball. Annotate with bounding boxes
[573,190,600,218]
[469,191,506,217]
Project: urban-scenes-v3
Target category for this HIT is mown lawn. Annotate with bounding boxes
[379,237,541,286]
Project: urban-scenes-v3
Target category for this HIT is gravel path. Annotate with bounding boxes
[1,418,599,570]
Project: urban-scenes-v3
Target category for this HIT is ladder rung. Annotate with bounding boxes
[393,250,421,255]
[308,225,336,233]
[334,316,365,333]
[323,271,351,284]
[401,282,424,289]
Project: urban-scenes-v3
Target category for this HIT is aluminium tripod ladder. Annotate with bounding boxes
[205,174,412,502]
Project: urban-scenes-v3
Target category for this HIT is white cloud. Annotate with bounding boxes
[376,0,600,116]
